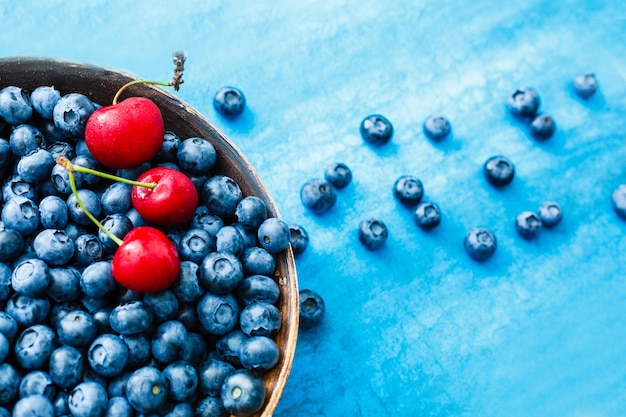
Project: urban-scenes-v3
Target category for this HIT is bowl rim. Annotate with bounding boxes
[0,55,299,416]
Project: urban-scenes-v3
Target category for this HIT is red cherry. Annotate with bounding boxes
[112,226,180,293]
[84,97,165,169]
[131,167,198,227]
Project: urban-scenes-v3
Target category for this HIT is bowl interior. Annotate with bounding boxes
[0,56,298,416]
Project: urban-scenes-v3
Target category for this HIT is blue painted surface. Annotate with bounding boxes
[2,0,626,415]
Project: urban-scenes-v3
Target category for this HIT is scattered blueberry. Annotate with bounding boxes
[423,113,452,141]
[573,72,598,99]
[515,211,542,239]
[360,114,393,146]
[464,227,497,261]
[300,178,337,213]
[393,175,424,206]
[414,201,442,230]
[213,86,246,117]
[324,162,352,189]
[483,155,515,187]
[358,218,388,250]
[613,184,626,219]
[529,113,556,140]
[537,201,563,227]
[507,87,541,119]
[298,289,325,329]
[288,224,309,256]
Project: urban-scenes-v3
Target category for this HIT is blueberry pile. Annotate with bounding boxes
[0,84,293,417]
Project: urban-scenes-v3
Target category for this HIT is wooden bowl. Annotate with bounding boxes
[0,56,299,416]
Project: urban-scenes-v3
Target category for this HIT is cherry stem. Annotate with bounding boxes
[56,157,156,190]
[112,80,171,105]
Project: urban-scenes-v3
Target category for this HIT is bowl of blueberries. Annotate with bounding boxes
[0,56,299,417]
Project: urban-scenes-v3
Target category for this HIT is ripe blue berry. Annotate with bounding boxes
[177,137,217,174]
[573,72,598,99]
[30,86,61,120]
[12,395,54,417]
[109,301,154,335]
[57,310,97,347]
[38,195,69,229]
[238,275,280,306]
[423,113,451,141]
[235,196,268,230]
[240,335,280,372]
[414,201,442,230]
[68,381,108,417]
[257,217,291,253]
[299,289,325,329]
[88,333,129,377]
[240,301,282,337]
[14,324,57,370]
[358,218,388,250]
[151,320,187,364]
[49,346,84,389]
[33,229,75,266]
[202,175,243,218]
[464,227,497,261]
[515,211,542,239]
[241,246,276,276]
[200,251,244,294]
[300,178,337,213]
[483,155,515,187]
[52,93,97,139]
[529,114,556,140]
[163,361,198,402]
[393,175,424,206]
[198,358,235,396]
[0,86,33,125]
[288,224,309,256]
[538,201,562,227]
[507,87,541,119]
[360,114,393,146]
[220,370,266,417]
[125,367,168,414]
[324,162,352,189]
[197,292,240,336]
[213,86,246,117]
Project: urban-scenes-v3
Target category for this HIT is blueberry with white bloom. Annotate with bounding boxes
[68,381,108,417]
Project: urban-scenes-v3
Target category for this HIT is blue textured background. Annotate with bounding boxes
[2,1,626,416]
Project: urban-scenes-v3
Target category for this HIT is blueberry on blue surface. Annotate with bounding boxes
[258,217,291,253]
[537,201,563,228]
[151,320,188,364]
[125,366,168,414]
[202,175,243,218]
[240,335,279,372]
[11,258,51,296]
[19,370,55,400]
[393,175,424,206]
[80,260,117,298]
[6,294,50,328]
[220,369,266,417]
[464,227,497,261]
[240,301,281,337]
[360,114,393,146]
[68,381,108,417]
[12,395,54,417]
[67,188,102,225]
[197,292,240,336]
[529,113,556,140]
[1,196,40,236]
[515,211,542,240]
[143,290,179,323]
[73,233,105,266]
[30,86,61,120]
[106,396,133,417]
[101,182,132,215]
[14,324,57,370]
[0,333,8,363]
[98,213,133,253]
[177,137,217,174]
[45,266,81,303]
[288,223,309,256]
[49,345,84,389]
[17,148,55,182]
[216,329,247,366]
[162,361,198,402]
[0,86,33,125]
[196,396,228,417]
[88,333,129,377]
[33,229,75,266]
[200,251,244,294]
[299,289,325,329]
[423,113,452,141]
[38,195,69,229]
[238,275,280,306]
[0,363,19,405]
[172,261,204,304]
[358,218,388,250]
[213,86,247,117]
[53,93,97,139]
[57,309,98,347]
[414,201,442,230]
[324,162,352,189]
[216,225,245,257]
[506,87,541,119]
[573,72,598,99]
[236,196,268,230]
[483,155,515,187]
[0,229,24,262]
[198,357,235,396]
[109,301,154,335]
[300,178,337,213]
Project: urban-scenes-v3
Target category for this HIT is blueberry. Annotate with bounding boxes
[109,301,154,335]
[52,391,70,417]
[238,275,280,306]
[507,87,541,119]
[423,113,452,141]
[12,395,54,417]
[198,357,235,396]
[0,264,9,302]
[106,396,133,417]
[17,148,55,182]
[49,346,84,389]
[72,154,104,186]
[257,217,291,253]
[0,312,18,340]
[240,301,281,337]
[155,130,181,163]
[162,361,198,402]
[0,363,19,405]
[68,381,108,417]
[232,221,259,248]
[73,233,104,266]
[216,225,245,257]
[612,184,626,219]
[197,292,240,336]
[57,310,98,347]
[515,211,542,240]
[529,113,556,141]
[11,258,51,296]
[288,224,309,256]
[53,93,97,139]
[0,139,12,173]
[216,330,247,366]
[45,266,81,302]
[177,137,217,174]
[151,320,188,364]
[51,163,83,195]
[240,335,279,372]
[236,196,268,230]
[14,324,57,370]
[125,366,168,414]
[0,229,24,262]
[200,251,244,294]
[30,86,61,120]
[191,208,224,238]
[47,140,75,161]
[67,189,102,226]
[220,369,266,417]
[180,331,208,367]
[124,206,147,228]
[143,290,179,323]
[538,201,563,227]
[101,182,132,215]
[0,86,33,125]
[33,229,75,266]
[2,175,37,202]
[573,72,598,99]
[324,162,352,189]
[244,247,277,277]
[196,396,227,417]
[19,370,55,400]
[202,175,243,218]
[393,175,424,206]
[358,218,388,250]
[80,260,117,298]
[464,227,497,261]
[299,289,325,329]
[49,301,82,328]
[414,201,442,230]
[1,196,40,236]
[98,213,133,253]
[108,373,132,398]
[172,261,204,304]
[0,333,7,362]
[120,333,151,369]
[88,333,129,377]
[213,86,247,117]
[360,114,393,146]
[38,195,69,229]
[300,178,337,213]
[483,155,515,187]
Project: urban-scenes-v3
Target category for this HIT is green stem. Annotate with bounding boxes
[68,169,124,247]
[112,79,173,105]
[71,164,156,190]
